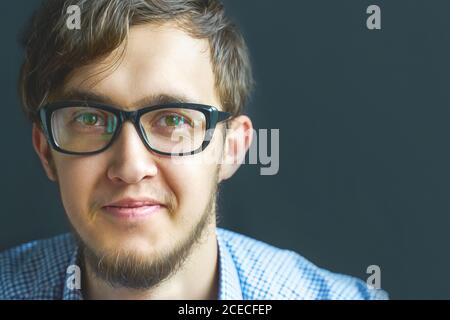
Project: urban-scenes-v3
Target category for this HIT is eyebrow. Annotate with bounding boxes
[59,89,198,109]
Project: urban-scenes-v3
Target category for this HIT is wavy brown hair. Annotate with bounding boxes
[19,0,253,123]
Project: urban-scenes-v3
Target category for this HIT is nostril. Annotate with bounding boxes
[106,154,159,184]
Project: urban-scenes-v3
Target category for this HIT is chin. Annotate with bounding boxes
[99,233,165,255]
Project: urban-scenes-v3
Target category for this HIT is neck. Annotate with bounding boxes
[82,227,219,300]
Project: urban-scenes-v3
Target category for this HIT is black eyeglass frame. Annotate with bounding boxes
[38,100,231,156]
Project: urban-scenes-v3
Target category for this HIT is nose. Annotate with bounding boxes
[106,122,158,184]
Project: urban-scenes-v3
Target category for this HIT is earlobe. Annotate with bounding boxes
[218,115,253,182]
[32,123,57,181]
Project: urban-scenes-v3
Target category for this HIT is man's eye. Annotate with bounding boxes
[158,114,192,128]
[75,113,104,126]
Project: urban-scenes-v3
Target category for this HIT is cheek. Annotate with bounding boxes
[162,159,218,220]
[162,130,224,210]
[53,155,105,218]
[182,134,222,185]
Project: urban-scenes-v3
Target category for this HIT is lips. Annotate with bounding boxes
[102,197,164,219]
[105,197,163,207]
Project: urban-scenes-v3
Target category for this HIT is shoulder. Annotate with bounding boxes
[0,233,77,299]
[217,228,388,300]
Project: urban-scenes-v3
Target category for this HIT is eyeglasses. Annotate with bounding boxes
[38,101,231,156]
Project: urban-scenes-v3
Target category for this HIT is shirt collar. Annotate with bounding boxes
[62,228,243,300]
[216,228,243,300]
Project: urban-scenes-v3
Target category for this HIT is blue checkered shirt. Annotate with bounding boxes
[0,228,388,299]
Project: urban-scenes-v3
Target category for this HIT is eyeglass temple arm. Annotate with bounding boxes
[218,111,232,123]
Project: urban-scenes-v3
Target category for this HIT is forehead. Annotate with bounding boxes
[62,23,220,110]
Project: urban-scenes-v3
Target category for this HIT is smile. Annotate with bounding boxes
[103,204,162,218]
[102,198,165,220]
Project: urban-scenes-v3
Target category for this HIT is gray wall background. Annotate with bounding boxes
[2,0,450,299]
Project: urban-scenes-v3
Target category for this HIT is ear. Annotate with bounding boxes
[32,123,57,181]
[218,115,253,182]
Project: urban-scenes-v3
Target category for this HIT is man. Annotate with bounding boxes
[0,0,387,300]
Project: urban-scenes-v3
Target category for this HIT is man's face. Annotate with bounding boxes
[34,24,235,288]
